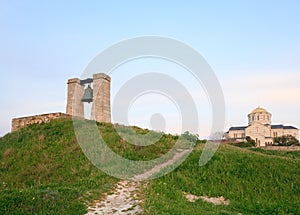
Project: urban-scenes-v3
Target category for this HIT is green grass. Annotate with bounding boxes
[99,122,176,161]
[248,147,300,159]
[1,119,300,214]
[0,119,118,214]
[142,144,300,215]
[0,118,175,214]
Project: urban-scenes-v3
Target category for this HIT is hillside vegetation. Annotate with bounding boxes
[143,145,300,214]
[0,118,175,214]
[0,118,300,214]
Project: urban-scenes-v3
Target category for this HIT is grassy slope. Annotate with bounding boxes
[0,118,176,214]
[143,144,300,215]
[0,119,117,214]
[1,119,300,214]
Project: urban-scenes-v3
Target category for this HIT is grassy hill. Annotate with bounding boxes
[143,145,300,214]
[0,118,176,214]
[0,118,300,214]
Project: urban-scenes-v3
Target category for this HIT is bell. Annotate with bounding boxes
[81,85,93,103]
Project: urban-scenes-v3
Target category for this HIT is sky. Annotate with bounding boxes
[1,0,300,138]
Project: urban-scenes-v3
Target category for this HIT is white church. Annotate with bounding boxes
[227,106,299,147]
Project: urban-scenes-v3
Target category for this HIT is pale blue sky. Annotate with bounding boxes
[1,1,300,137]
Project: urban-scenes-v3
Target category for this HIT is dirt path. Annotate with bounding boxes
[85,149,191,215]
[133,149,191,181]
[85,180,143,215]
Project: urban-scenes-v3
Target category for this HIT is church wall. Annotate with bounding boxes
[270,128,298,140]
[245,123,271,147]
[283,129,299,140]
[271,128,284,138]
[228,129,245,140]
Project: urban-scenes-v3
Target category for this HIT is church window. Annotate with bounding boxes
[257,116,260,120]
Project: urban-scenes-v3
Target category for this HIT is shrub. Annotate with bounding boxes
[181,131,198,143]
[231,141,253,148]
[229,136,256,148]
[245,136,256,147]
[273,135,299,146]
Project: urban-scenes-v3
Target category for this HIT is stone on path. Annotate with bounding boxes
[85,180,143,215]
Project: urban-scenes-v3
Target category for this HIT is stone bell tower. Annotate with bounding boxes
[66,73,111,123]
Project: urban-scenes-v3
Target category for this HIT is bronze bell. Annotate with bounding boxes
[81,85,93,103]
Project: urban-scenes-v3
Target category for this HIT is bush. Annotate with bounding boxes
[230,141,253,148]
[230,136,256,148]
[181,131,198,143]
[273,135,299,146]
[197,139,207,144]
[245,136,256,147]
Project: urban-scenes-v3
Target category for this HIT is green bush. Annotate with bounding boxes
[245,136,256,146]
[273,135,299,146]
[181,131,199,143]
[230,141,253,148]
[229,136,256,148]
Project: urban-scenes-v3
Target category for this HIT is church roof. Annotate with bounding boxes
[229,126,247,131]
[228,124,298,131]
[271,125,298,130]
[251,106,268,114]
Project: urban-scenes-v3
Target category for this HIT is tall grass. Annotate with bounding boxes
[0,118,176,214]
[0,119,116,214]
[143,145,300,214]
[1,119,299,214]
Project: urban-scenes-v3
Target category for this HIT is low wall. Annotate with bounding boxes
[261,146,300,151]
[11,112,72,132]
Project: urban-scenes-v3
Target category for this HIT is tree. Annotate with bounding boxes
[208,131,225,141]
[273,135,299,146]
[181,131,199,143]
[245,136,256,147]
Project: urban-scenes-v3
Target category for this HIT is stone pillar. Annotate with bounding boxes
[91,73,111,123]
[66,78,84,118]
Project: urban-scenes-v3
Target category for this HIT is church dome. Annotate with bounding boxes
[251,106,268,114]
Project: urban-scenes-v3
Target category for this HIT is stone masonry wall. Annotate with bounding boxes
[91,73,111,123]
[262,146,300,151]
[66,78,84,118]
[11,112,71,132]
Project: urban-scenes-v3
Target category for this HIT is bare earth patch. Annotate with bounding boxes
[183,192,230,205]
[86,180,143,215]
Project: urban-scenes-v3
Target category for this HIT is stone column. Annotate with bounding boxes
[66,78,84,118]
[91,73,111,123]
